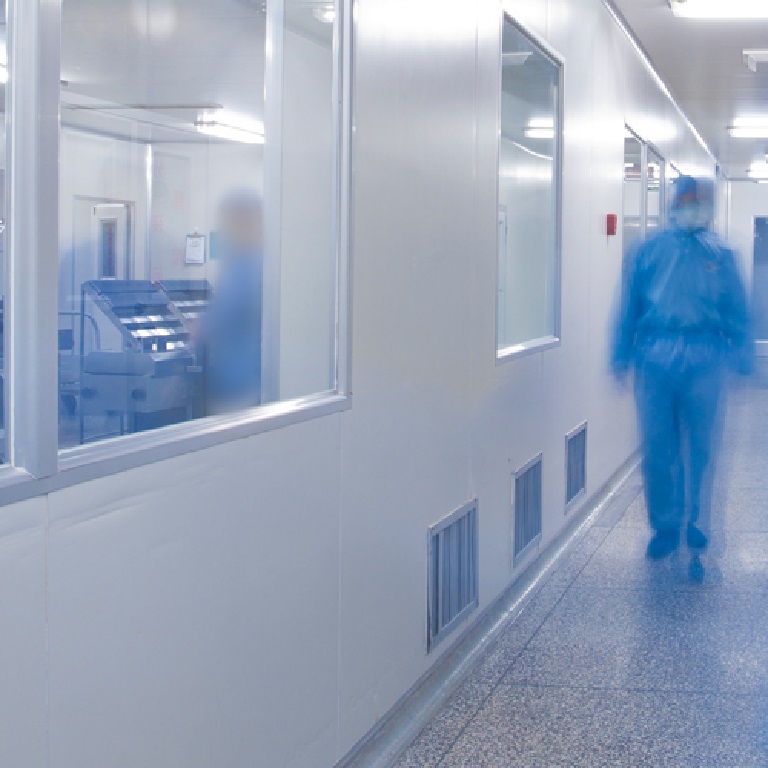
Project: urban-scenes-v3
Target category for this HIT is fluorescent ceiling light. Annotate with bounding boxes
[524,118,554,140]
[195,110,264,144]
[0,65,7,85]
[669,0,768,19]
[313,5,335,23]
[748,161,768,179]
[729,126,768,138]
[728,117,768,138]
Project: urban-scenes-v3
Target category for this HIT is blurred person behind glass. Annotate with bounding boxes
[611,176,753,579]
[201,189,264,414]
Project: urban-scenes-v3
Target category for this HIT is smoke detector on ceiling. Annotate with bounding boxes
[744,50,768,72]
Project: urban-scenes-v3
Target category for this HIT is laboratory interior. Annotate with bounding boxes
[2,0,768,766]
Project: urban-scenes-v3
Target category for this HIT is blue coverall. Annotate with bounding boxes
[612,178,752,544]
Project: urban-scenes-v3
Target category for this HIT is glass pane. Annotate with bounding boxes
[647,147,664,233]
[667,163,680,225]
[58,0,340,448]
[0,8,6,463]
[623,134,643,256]
[753,217,768,342]
[497,17,560,353]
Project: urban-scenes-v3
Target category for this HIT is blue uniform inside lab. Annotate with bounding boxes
[200,189,264,413]
[612,175,753,565]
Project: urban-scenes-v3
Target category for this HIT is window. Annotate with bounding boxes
[0,6,6,464]
[647,147,665,232]
[623,131,644,256]
[57,0,345,448]
[497,16,562,358]
[624,128,668,251]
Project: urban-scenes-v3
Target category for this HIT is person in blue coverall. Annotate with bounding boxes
[201,189,264,414]
[612,176,753,573]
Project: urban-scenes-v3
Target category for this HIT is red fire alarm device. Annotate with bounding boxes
[607,213,618,237]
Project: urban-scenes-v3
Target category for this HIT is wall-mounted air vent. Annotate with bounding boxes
[514,455,542,562]
[566,423,587,508]
[427,501,478,652]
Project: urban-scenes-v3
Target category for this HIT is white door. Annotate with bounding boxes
[90,202,130,280]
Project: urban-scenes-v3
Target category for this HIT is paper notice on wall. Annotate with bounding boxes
[185,234,206,265]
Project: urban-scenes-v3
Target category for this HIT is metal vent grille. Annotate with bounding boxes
[566,423,587,507]
[514,455,542,561]
[427,501,478,652]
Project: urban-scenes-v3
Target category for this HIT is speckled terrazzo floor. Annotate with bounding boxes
[393,377,768,768]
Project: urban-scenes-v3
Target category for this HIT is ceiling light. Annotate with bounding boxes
[748,161,768,179]
[195,111,264,144]
[728,117,768,138]
[729,126,768,138]
[669,0,768,19]
[0,65,7,85]
[524,118,555,140]
[312,5,335,23]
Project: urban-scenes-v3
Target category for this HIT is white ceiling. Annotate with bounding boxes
[613,0,768,179]
[58,0,333,144]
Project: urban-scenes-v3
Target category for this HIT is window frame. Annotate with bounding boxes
[495,12,564,365]
[0,0,353,503]
[624,125,668,242]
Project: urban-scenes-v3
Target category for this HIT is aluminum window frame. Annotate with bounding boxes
[623,125,648,248]
[0,0,353,503]
[495,13,564,365]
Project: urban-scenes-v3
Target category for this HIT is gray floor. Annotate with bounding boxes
[394,379,768,767]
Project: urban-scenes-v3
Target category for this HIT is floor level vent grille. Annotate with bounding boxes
[514,455,542,561]
[428,501,478,652]
[566,423,587,507]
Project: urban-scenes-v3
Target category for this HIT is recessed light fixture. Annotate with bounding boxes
[748,160,768,179]
[524,118,555,140]
[195,110,265,144]
[313,4,335,23]
[669,0,768,19]
[728,117,768,139]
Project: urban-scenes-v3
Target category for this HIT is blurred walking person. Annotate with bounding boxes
[611,176,753,578]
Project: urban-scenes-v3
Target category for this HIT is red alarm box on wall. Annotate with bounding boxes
[607,213,618,237]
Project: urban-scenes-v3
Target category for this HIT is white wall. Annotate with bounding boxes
[1,1,716,767]
[59,129,148,314]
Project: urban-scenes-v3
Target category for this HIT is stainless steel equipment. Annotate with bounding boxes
[79,280,196,443]
[156,279,213,418]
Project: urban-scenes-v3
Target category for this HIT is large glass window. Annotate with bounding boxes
[497,16,562,357]
[58,0,342,448]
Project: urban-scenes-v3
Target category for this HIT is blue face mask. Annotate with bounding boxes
[673,202,713,232]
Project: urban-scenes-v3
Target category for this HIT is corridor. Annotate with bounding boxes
[395,378,768,767]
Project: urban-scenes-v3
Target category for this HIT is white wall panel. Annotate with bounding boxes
[46,415,342,768]
[0,498,47,768]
